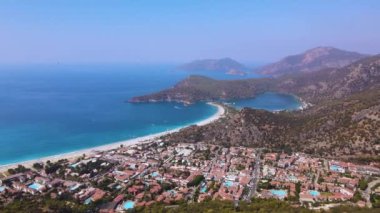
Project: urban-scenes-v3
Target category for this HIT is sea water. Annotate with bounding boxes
[0,64,300,165]
[231,92,302,111]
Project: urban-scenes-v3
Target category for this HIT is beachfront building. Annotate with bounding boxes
[0,139,378,211]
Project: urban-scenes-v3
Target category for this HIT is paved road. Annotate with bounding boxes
[323,159,329,172]
[244,149,262,201]
[363,178,380,208]
[310,203,344,210]
[314,171,320,186]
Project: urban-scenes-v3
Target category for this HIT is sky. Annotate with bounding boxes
[0,0,380,64]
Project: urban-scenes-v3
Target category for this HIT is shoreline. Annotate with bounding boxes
[0,102,225,172]
[297,97,313,111]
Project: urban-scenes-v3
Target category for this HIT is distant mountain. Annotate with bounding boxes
[276,54,380,102]
[259,47,368,76]
[178,58,248,75]
[130,54,380,104]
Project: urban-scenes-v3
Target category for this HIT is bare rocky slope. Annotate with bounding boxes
[258,47,368,76]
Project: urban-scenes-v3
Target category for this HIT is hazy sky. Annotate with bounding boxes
[1,0,379,64]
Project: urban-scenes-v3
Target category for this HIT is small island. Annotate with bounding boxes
[178,57,248,75]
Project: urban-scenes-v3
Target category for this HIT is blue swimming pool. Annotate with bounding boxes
[224,180,234,187]
[123,201,135,210]
[200,186,207,193]
[330,165,344,172]
[308,190,320,197]
[151,171,159,177]
[270,189,287,198]
[70,184,81,191]
[28,182,43,191]
[84,197,92,205]
[70,162,81,168]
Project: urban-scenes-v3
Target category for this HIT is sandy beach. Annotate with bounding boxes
[0,102,225,172]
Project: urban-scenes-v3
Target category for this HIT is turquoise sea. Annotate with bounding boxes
[0,64,300,165]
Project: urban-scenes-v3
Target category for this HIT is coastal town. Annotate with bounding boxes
[1,137,380,212]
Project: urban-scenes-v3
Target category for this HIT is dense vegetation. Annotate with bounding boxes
[371,194,380,208]
[7,165,30,175]
[130,75,276,103]
[187,175,205,187]
[1,196,379,212]
[0,198,94,213]
[136,199,379,213]
[136,199,310,213]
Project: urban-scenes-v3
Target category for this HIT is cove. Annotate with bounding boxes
[229,92,302,111]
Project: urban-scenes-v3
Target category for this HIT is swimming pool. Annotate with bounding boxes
[151,171,159,177]
[200,186,207,193]
[28,182,44,191]
[330,165,344,173]
[70,162,81,168]
[0,186,5,192]
[84,197,92,205]
[308,190,320,197]
[123,201,135,210]
[70,184,81,191]
[224,180,234,187]
[270,189,287,198]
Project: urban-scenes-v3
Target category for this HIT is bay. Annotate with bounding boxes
[0,64,300,165]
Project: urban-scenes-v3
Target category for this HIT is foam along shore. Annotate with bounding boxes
[0,102,225,172]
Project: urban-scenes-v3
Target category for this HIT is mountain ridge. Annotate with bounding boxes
[162,87,380,159]
[148,53,380,159]
[130,54,380,104]
[258,47,368,76]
